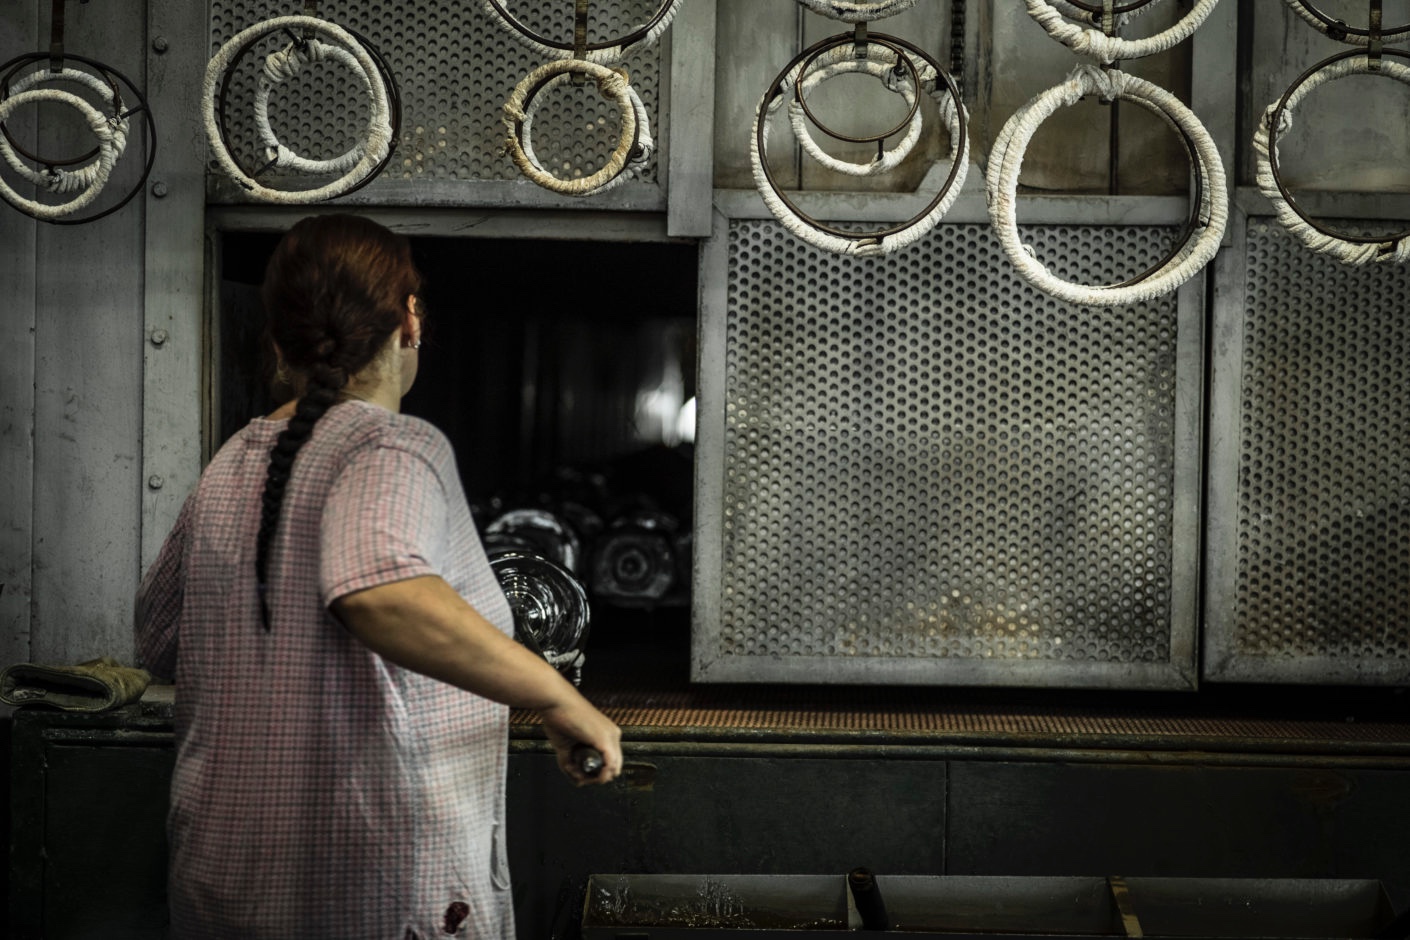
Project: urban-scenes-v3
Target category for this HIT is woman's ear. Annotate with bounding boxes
[402,295,422,349]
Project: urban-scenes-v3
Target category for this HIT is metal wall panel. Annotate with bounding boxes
[694,216,1202,688]
[947,760,1410,899]
[665,0,716,236]
[1205,210,1410,685]
[206,0,670,208]
[0,0,39,672]
[142,0,209,571]
[973,1,1192,196]
[24,4,148,664]
[507,750,949,940]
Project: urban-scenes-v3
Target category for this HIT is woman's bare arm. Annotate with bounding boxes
[331,574,622,784]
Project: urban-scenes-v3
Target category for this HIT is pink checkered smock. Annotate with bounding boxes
[136,400,516,940]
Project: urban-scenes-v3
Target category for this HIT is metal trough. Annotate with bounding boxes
[579,874,1398,939]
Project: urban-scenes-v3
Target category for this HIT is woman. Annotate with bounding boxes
[136,214,622,939]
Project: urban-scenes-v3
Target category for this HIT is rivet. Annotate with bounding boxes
[152,37,169,53]
[150,329,168,347]
[148,475,165,490]
[151,181,169,198]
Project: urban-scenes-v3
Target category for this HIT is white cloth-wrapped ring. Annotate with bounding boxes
[0,88,121,219]
[253,38,379,176]
[752,31,970,255]
[1255,48,1410,264]
[787,39,925,176]
[1047,0,1165,28]
[503,59,649,197]
[482,0,680,65]
[204,16,396,203]
[986,64,1228,306]
[793,0,918,23]
[1023,0,1221,63]
[1,67,129,191]
[1281,0,1410,46]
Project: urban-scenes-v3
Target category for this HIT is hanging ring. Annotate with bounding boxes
[786,39,926,176]
[204,15,398,204]
[0,57,123,167]
[1257,48,1410,264]
[792,0,918,24]
[0,88,120,219]
[1281,0,1410,45]
[0,51,155,225]
[0,66,128,189]
[985,64,1228,306]
[752,30,969,255]
[1023,0,1221,63]
[792,36,922,145]
[502,58,650,197]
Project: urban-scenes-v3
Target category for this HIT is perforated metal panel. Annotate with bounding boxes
[1206,217,1410,684]
[695,219,1203,688]
[208,0,662,187]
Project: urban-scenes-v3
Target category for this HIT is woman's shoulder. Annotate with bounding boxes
[330,401,454,466]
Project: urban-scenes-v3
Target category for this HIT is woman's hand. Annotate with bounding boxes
[540,698,623,786]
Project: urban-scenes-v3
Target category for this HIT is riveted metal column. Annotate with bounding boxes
[141,0,208,571]
[665,0,716,237]
[0,0,39,669]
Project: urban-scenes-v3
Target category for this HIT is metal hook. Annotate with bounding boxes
[571,0,591,85]
[301,0,318,42]
[48,0,67,73]
[280,27,309,53]
[1369,0,1383,71]
[1101,0,1117,36]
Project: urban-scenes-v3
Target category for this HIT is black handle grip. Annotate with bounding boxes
[571,744,604,777]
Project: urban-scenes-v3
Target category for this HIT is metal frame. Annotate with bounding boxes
[692,199,1207,688]
[1203,188,1410,685]
[200,8,721,223]
[141,0,208,571]
[691,2,1238,690]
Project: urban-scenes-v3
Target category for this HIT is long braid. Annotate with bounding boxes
[254,361,346,628]
[253,214,422,631]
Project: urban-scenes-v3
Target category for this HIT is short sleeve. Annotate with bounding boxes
[320,444,450,607]
[135,491,196,680]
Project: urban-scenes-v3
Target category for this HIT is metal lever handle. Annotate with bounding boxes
[571,744,604,777]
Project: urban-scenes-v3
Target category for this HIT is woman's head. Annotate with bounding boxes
[261,213,423,396]
[255,214,424,628]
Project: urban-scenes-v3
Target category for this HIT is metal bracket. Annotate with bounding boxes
[1369,0,1384,70]
[48,0,67,72]
[1100,0,1117,36]
[852,20,869,59]
[571,0,591,85]
[301,0,319,42]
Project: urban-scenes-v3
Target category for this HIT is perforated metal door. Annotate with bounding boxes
[1205,216,1410,685]
[694,218,1203,688]
[208,0,662,191]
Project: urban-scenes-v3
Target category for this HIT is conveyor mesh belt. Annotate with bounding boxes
[513,688,1410,748]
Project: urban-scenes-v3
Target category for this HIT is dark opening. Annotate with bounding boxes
[218,231,698,686]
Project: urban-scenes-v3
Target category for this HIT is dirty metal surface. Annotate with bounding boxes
[696,218,1202,688]
[1206,216,1410,685]
[208,0,663,184]
[511,683,1410,755]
